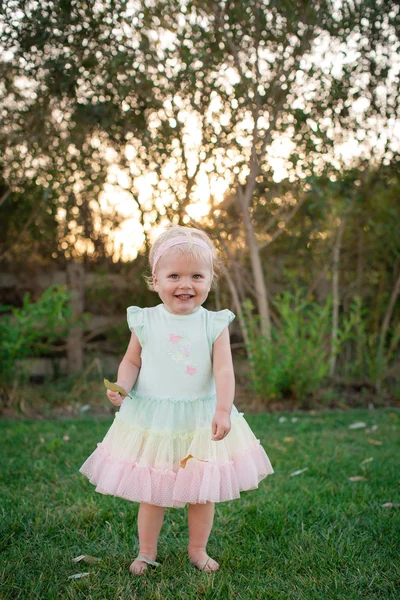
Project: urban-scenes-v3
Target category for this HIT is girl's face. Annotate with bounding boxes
[153,249,212,315]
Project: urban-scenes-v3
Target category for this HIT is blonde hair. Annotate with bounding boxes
[145,225,221,290]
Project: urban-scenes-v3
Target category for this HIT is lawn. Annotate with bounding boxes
[0,408,399,600]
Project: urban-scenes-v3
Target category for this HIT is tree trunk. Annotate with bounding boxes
[379,263,400,348]
[329,217,347,377]
[237,185,271,340]
[221,264,253,359]
[66,261,84,375]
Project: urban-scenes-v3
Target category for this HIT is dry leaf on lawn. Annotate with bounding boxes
[381,503,400,508]
[348,422,367,429]
[290,467,308,477]
[337,402,349,410]
[283,437,294,442]
[72,555,101,564]
[368,438,383,446]
[349,476,367,481]
[360,457,374,465]
[67,573,90,580]
[367,425,378,432]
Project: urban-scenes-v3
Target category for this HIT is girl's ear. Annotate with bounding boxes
[153,275,159,291]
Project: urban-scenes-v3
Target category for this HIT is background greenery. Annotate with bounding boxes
[0,1,399,410]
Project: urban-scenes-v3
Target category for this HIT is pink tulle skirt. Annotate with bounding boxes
[79,392,274,507]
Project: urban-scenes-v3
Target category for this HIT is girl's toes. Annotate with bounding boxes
[189,551,220,572]
[203,557,220,572]
[129,559,148,575]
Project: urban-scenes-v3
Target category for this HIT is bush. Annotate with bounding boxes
[242,292,332,405]
[0,285,72,405]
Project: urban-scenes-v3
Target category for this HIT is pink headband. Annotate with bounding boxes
[152,237,213,277]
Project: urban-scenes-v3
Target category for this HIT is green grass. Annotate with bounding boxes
[1,408,399,599]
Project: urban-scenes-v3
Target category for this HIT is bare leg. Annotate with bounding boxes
[130,502,166,575]
[187,501,219,572]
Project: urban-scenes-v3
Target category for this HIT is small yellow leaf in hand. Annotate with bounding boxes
[368,438,383,446]
[103,379,129,397]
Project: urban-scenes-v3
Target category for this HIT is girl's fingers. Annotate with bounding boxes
[106,390,123,406]
[212,425,225,440]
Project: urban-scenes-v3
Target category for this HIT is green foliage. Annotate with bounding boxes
[242,293,332,405]
[243,291,400,405]
[339,296,400,389]
[0,285,72,390]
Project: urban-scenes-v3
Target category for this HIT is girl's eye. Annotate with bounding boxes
[193,274,203,279]
[169,274,178,279]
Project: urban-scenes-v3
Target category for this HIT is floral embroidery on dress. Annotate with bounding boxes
[169,333,183,343]
[181,343,191,358]
[168,333,197,375]
[169,349,185,363]
[186,365,197,376]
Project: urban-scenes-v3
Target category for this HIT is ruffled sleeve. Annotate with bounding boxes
[213,309,235,342]
[126,306,145,346]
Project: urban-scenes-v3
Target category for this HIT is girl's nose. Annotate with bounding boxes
[178,278,193,289]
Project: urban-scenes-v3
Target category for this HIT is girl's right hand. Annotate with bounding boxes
[106,389,124,407]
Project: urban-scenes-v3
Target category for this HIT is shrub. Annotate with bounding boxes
[242,292,332,405]
[0,285,72,405]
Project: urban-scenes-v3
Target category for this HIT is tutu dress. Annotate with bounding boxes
[79,304,274,507]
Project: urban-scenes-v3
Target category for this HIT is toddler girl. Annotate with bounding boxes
[79,225,274,575]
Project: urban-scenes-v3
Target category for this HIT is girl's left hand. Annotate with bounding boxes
[211,410,231,441]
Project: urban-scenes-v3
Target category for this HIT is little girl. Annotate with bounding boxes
[79,225,274,575]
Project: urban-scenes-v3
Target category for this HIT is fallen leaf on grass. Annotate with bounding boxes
[278,416,287,423]
[349,476,367,481]
[63,435,70,442]
[273,443,288,452]
[381,503,400,508]
[67,573,90,580]
[348,422,367,429]
[290,467,308,477]
[368,438,383,446]
[360,457,374,465]
[365,425,378,433]
[283,437,294,442]
[72,555,101,564]
[40,437,45,444]
[337,402,349,410]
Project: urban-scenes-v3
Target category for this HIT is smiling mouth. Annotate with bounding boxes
[175,294,194,299]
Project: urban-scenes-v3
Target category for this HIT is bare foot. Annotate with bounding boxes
[129,555,160,575]
[129,558,149,575]
[189,550,220,572]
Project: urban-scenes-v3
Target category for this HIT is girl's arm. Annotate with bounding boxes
[212,326,235,440]
[107,331,142,406]
[116,330,142,391]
